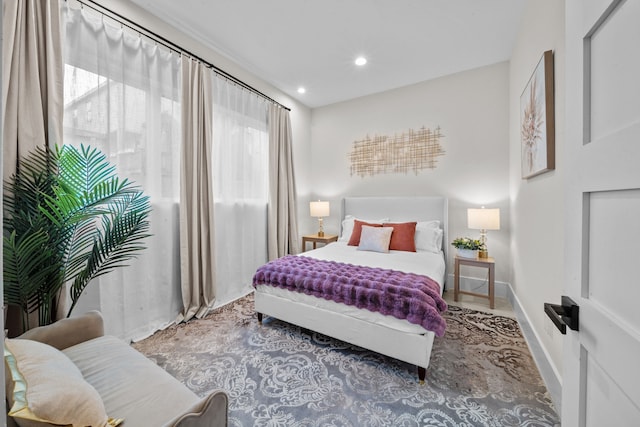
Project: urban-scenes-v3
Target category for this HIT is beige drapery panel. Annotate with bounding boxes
[177,56,217,322]
[267,105,300,259]
[2,0,63,179]
[3,0,64,328]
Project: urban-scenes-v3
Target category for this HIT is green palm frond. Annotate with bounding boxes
[4,144,152,327]
[3,146,62,327]
[67,191,151,316]
[3,230,62,329]
[57,144,118,195]
[4,148,58,229]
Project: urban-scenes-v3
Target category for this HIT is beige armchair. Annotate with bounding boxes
[5,311,228,427]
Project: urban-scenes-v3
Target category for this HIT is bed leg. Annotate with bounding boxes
[418,366,426,384]
[257,312,263,323]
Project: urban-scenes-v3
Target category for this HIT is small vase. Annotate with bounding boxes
[456,248,478,259]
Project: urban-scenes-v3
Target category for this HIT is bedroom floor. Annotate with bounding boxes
[445,287,562,413]
[135,292,559,426]
[442,289,515,318]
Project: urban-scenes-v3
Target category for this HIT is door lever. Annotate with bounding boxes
[544,296,579,335]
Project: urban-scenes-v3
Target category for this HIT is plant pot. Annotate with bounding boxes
[456,248,478,259]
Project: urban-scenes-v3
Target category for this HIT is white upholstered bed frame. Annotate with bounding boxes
[254,196,448,381]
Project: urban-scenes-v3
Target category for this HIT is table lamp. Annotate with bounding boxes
[467,207,500,258]
[310,200,330,237]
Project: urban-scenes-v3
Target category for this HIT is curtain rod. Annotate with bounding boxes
[72,0,291,111]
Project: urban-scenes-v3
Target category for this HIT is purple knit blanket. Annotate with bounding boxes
[253,255,447,337]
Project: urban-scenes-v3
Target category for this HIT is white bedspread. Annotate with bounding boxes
[254,242,446,334]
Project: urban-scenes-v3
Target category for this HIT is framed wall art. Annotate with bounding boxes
[521,50,555,179]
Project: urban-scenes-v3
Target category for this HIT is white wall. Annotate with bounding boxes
[310,62,511,283]
[509,0,565,379]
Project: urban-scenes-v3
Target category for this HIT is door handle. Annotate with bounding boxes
[544,296,579,334]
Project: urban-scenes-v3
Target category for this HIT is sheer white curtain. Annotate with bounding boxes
[62,4,182,341]
[212,75,269,305]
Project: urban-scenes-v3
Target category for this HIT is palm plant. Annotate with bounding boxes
[3,144,151,330]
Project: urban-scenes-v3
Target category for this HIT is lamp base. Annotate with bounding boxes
[478,249,488,258]
[317,230,324,237]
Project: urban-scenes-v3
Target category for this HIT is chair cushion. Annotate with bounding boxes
[62,335,200,426]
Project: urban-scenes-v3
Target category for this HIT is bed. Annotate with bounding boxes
[253,196,448,381]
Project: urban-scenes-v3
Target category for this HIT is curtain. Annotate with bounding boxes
[3,0,63,331]
[62,4,182,341]
[3,0,63,179]
[211,75,269,305]
[267,104,300,259]
[178,57,216,322]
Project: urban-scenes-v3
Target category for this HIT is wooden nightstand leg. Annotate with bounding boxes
[454,258,460,302]
[488,263,495,309]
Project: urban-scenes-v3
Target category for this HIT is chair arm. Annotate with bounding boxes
[162,390,229,427]
[17,311,105,350]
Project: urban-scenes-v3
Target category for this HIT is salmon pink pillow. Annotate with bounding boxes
[348,220,383,246]
[383,222,417,252]
[338,216,388,242]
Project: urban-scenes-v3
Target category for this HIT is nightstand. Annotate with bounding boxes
[302,234,338,251]
[454,256,495,309]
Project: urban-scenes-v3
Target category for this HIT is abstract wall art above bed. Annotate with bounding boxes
[349,126,445,177]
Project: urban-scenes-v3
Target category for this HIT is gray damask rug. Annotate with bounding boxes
[133,294,559,427]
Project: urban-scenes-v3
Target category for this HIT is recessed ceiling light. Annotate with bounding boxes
[355,56,367,66]
[297,87,306,94]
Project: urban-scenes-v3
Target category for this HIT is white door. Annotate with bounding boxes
[563,0,640,425]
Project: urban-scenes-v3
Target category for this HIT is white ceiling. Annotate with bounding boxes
[130,0,526,108]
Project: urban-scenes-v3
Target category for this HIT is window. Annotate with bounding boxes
[62,4,182,340]
[211,74,269,303]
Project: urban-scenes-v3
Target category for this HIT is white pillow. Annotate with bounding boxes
[338,215,389,242]
[415,220,443,253]
[357,226,394,253]
[4,338,118,427]
[417,220,440,229]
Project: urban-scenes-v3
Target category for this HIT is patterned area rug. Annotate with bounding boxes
[133,294,559,426]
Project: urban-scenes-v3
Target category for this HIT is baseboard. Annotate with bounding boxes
[507,284,562,414]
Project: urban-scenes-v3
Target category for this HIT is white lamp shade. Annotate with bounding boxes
[310,201,330,217]
[467,208,500,230]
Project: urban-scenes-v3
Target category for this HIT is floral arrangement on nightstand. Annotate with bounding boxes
[451,237,483,250]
